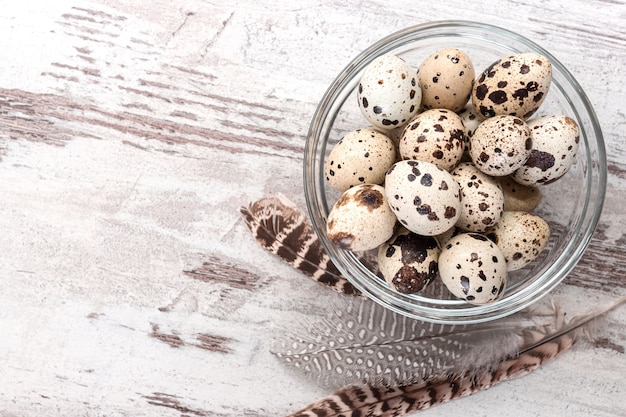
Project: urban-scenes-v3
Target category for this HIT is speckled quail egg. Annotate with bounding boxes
[378,227,440,294]
[325,128,397,192]
[357,54,421,130]
[451,162,504,232]
[457,103,480,162]
[512,115,580,186]
[326,184,397,252]
[472,52,552,120]
[399,109,465,170]
[469,115,532,176]
[458,103,481,143]
[385,160,461,236]
[485,211,550,271]
[418,48,475,112]
[497,175,542,212]
[439,232,507,305]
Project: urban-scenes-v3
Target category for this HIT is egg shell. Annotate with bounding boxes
[327,184,396,251]
[472,52,552,120]
[485,211,550,271]
[497,175,542,211]
[458,103,481,152]
[399,109,465,171]
[325,128,397,192]
[418,48,475,112]
[456,104,479,164]
[385,160,462,236]
[357,54,421,130]
[439,232,507,305]
[451,162,504,232]
[469,115,532,176]
[377,227,440,294]
[512,115,580,186]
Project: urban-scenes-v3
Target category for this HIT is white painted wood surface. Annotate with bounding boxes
[0,1,625,416]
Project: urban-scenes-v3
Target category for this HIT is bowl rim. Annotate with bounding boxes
[303,20,607,324]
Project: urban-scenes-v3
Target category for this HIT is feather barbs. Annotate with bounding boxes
[273,296,549,389]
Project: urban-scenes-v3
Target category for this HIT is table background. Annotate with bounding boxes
[1,1,625,416]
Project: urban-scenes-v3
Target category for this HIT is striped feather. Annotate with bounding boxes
[240,194,360,296]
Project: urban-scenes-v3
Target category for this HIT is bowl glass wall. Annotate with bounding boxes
[304,21,606,324]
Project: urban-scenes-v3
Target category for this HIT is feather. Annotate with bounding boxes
[239,195,625,415]
[284,296,626,417]
[273,295,556,389]
[240,194,361,296]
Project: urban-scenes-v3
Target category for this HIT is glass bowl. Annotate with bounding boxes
[303,20,606,324]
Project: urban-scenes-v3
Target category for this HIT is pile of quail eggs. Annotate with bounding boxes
[324,48,580,305]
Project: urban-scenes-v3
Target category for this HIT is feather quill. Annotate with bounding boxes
[284,296,626,417]
[240,194,360,296]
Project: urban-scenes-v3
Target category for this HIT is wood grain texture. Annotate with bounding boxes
[0,0,625,416]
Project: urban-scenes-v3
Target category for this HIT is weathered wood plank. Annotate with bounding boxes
[0,0,625,416]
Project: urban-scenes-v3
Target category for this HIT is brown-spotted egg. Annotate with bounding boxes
[512,115,580,186]
[378,227,440,294]
[384,160,461,236]
[326,184,397,252]
[418,48,475,112]
[439,232,507,305]
[357,54,421,130]
[485,211,550,271]
[399,108,465,171]
[325,128,397,192]
[472,52,552,120]
[451,162,504,232]
[469,115,532,176]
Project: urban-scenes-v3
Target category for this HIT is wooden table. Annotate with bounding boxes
[1,1,625,416]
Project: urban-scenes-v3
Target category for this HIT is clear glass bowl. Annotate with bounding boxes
[303,20,606,324]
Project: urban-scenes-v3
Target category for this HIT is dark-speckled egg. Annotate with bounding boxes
[512,115,580,186]
[326,184,396,252]
[384,160,461,236]
[378,227,440,294]
[357,54,422,130]
[471,52,552,120]
[418,48,475,112]
[451,162,505,232]
[469,115,532,176]
[439,232,507,305]
[399,108,465,171]
[485,211,550,271]
[325,128,397,192]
